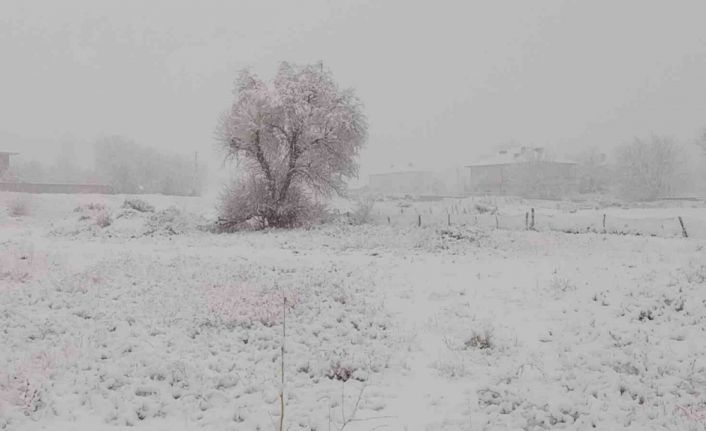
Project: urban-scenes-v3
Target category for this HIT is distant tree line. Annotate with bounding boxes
[575,131,706,201]
[93,136,205,195]
[4,136,205,196]
[2,143,98,185]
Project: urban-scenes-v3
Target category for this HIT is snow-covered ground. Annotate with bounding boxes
[2,193,706,430]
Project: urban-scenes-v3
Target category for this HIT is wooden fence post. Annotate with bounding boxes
[678,216,688,238]
[530,208,535,230]
[525,212,529,230]
[447,213,451,226]
[418,214,421,227]
[495,214,499,229]
[602,214,606,231]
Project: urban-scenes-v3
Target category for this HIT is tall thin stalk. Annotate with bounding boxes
[279,295,286,431]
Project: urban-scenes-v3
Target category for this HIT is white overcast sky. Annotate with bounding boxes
[1,0,706,177]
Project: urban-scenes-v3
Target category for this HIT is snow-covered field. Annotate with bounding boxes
[2,192,706,430]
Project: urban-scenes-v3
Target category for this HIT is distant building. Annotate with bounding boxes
[466,147,578,198]
[0,151,18,177]
[368,166,436,196]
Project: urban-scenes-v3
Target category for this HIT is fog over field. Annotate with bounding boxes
[2,0,706,182]
[2,1,706,430]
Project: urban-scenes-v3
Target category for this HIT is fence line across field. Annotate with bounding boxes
[373,207,705,239]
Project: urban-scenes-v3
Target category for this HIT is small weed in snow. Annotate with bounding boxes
[74,202,106,212]
[6,195,30,217]
[95,211,112,228]
[464,329,494,350]
[0,345,78,419]
[638,309,655,321]
[0,243,47,287]
[683,262,706,284]
[550,275,575,293]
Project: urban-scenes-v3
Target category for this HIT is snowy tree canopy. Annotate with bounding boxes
[216,62,367,227]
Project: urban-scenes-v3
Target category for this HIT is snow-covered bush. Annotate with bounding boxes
[216,178,271,231]
[348,198,375,225]
[95,211,112,228]
[216,177,325,231]
[6,195,30,217]
[144,207,202,235]
[474,203,496,214]
[122,198,155,213]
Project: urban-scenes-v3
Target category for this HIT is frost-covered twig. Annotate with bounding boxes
[278,293,287,431]
[339,382,365,430]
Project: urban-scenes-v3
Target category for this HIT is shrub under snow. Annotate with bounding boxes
[122,198,155,213]
[6,195,30,217]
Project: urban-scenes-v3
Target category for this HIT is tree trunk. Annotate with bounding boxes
[252,130,277,201]
[277,133,301,205]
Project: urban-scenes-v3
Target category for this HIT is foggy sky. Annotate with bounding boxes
[2,0,706,179]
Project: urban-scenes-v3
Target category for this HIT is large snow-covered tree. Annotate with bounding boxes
[216,62,367,228]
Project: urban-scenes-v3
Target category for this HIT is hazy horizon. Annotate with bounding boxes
[2,0,706,184]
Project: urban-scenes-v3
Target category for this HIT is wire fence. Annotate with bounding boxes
[369,206,706,239]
